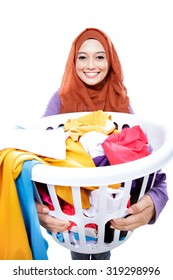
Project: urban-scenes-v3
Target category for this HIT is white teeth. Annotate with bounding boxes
[85,72,98,77]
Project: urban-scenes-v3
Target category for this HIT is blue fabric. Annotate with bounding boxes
[15,160,49,260]
[72,232,97,242]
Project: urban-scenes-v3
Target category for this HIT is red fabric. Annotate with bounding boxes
[60,199,97,230]
[102,125,150,165]
[36,183,55,211]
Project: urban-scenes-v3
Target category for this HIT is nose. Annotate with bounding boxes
[87,58,96,69]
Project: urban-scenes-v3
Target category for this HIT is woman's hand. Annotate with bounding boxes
[110,194,155,231]
[36,202,70,233]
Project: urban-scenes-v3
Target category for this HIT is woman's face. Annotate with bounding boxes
[75,39,109,86]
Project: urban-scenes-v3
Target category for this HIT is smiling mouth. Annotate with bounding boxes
[84,72,100,77]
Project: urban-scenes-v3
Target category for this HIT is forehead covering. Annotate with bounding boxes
[59,27,130,114]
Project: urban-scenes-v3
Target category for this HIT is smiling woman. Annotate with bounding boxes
[57,28,130,114]
[0,0,173,270]
[36,27,169,261]
[75,39,109,85]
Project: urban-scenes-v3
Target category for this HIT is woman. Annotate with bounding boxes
[36,27,168,260]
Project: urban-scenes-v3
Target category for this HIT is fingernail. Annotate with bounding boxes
[127,208,134,214]
[42,207,49,213]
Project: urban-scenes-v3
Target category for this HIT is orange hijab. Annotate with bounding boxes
[59,27,130,114]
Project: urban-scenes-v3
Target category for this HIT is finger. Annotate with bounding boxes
[111,205,154,231]
[39,213,70,233]
[110,215,140,231]
[127,195,154,215]
[35,202,50,214]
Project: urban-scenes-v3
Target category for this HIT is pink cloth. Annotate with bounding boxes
[102,125,150,165]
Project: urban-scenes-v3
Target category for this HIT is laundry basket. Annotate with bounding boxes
[31,112,173,254]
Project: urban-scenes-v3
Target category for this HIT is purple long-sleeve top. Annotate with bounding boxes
[43,91,169,223]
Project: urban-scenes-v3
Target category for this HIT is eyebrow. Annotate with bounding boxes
[78,51,106,55]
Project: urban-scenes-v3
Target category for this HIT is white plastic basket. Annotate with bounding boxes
[31,112,173,254]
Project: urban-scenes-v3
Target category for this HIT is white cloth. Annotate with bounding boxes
[83,187,124,217]
[79,131,108,158]
[0,126,66,159]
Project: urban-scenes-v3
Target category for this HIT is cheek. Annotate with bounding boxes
[100,62,109,79]
[100,61,108,72]
[75,62,83,76]
[75,68,81,79]
[75,64,85,81]
[76,59,84,70]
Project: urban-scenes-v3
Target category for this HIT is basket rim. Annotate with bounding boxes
[31,112,173,186]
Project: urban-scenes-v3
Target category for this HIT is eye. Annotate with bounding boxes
[96,55,105,60]
[78,55,87,60]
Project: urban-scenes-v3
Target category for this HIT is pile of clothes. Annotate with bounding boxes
[0,110,151,259]
[35,110,151,246]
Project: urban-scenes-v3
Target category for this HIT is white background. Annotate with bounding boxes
[0,0,173,279]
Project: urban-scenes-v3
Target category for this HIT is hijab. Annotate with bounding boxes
[59,27,130,114]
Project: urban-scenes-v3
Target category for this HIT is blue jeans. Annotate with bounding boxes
[71,251,111,260]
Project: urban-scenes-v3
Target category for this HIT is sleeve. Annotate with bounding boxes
[147,170,168,224]
[129,105,169,223]
[43,91,61,117]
